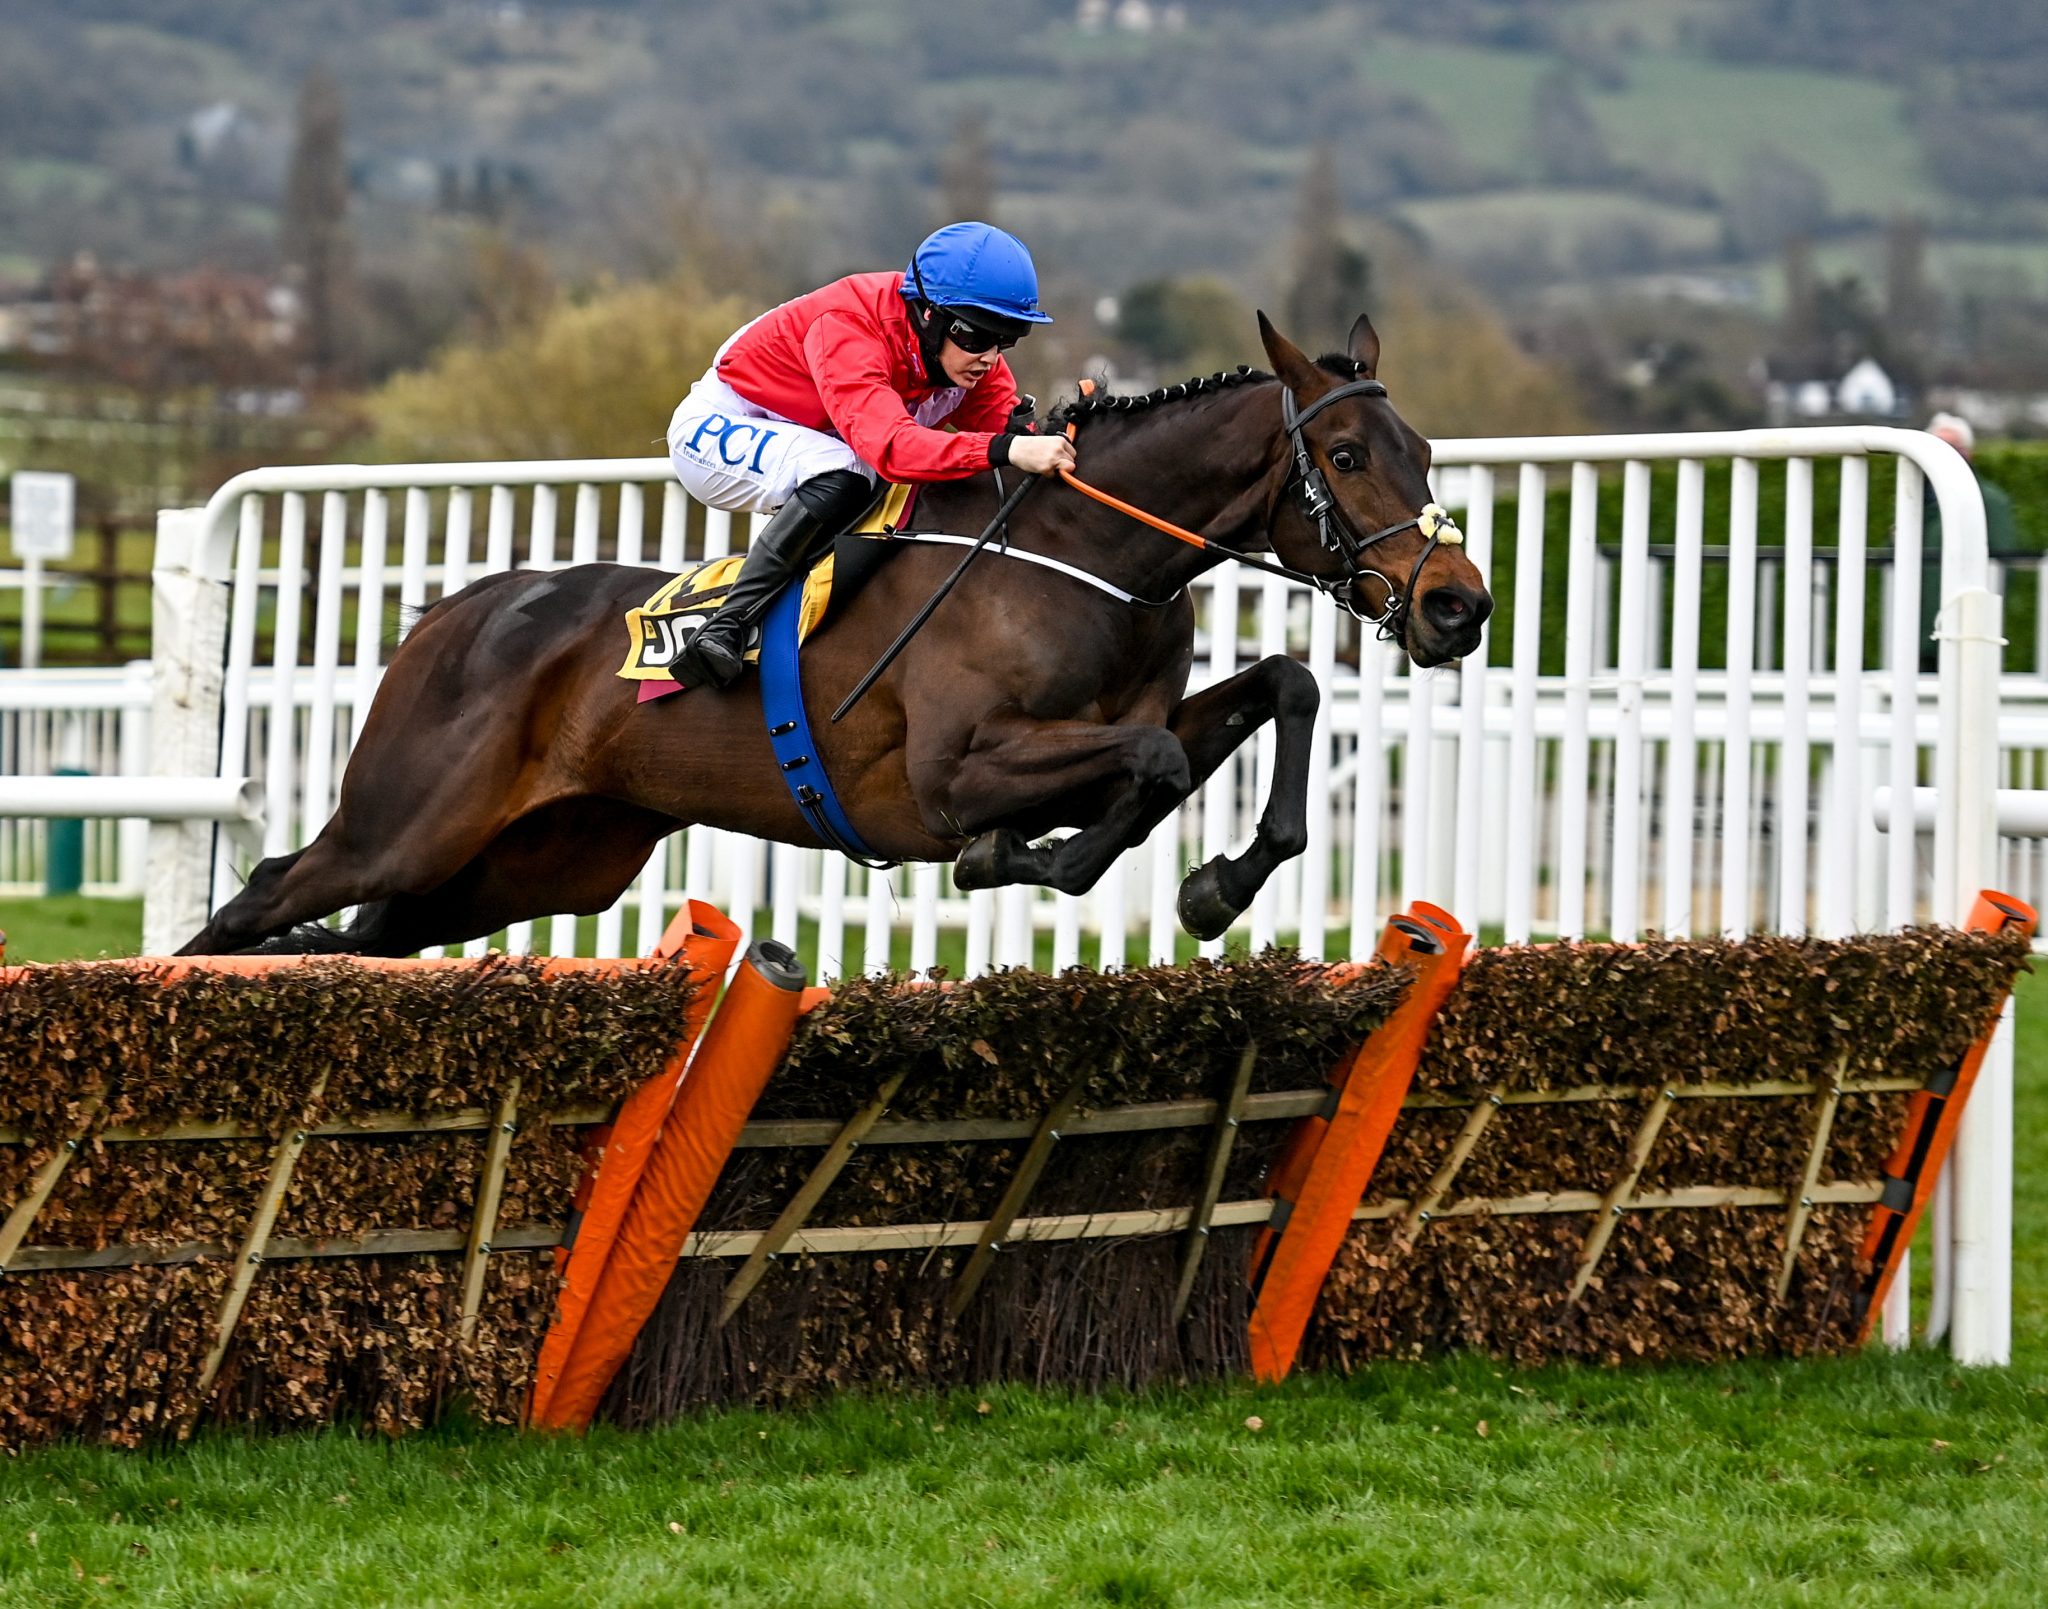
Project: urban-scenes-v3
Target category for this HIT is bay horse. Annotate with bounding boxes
[179,313,1492,957]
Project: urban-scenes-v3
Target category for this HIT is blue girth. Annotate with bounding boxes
[758,580,893,867]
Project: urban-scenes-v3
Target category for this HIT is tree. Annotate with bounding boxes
[369,272,749,463]
[1781,234,1819,360]
[1114,277,1249,378]
[1283,145,1371,355]
[1530,68,1611,185]
[1883,215,1934,384]
[281,67,359,384]
[937,111,997,226]
[1726,148,1830,258]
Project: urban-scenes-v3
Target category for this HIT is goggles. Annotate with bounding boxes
[942,316,1021,355]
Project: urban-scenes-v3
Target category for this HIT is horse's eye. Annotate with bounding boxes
[1330,447,1360,473]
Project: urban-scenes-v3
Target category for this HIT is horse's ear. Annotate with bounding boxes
[1346,313,1380,378]
[1257,310,1322,393]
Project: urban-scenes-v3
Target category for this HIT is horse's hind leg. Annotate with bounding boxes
[176,782,519,954]
[175,839,369,955]
[337,799,680,957]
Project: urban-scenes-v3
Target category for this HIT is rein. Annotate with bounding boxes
[1058,376,1462,636]
[1054,468,1318,589]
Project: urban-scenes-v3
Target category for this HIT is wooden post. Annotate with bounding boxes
[718,1067,910,1327]
[1398,1084,1506,1244]
[1567,1087,1675,1303]
[1775,1056,1845,1301]
[0,1097,102,1273]
[1172,1043,1257,1322]
[196,1074,328,1398]
[459,1078,521,1340]
[946,1054,1111,1322]
[96,518,120,662]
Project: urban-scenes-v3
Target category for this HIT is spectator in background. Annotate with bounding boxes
[1917,412,2023,670]
[1923,412,2019,556]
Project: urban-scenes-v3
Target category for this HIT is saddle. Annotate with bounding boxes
[618,483,917,703]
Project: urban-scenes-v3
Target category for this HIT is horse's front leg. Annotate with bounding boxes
[930,715,1192,896]
[1161,654,1321,941]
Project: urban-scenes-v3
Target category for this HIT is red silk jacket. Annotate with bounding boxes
[715,272,1018,482]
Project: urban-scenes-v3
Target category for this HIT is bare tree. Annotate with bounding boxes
[1727,148,1830,258]
[282,66,360,383]
[1884,214,1934,383]
[1782,234,1820,361]
[1530,68,1611,186]
[937,111,997,226]
[1284,144,1370,354]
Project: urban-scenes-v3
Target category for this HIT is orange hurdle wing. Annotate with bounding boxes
[533,938,809,1432]
[525,901,740,1426]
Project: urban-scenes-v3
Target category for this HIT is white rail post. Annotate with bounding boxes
[117,658,151,896]
[142,508,231,956]
[1943,583,2008,1367]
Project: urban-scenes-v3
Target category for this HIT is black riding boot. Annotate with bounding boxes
[669,469,876,690]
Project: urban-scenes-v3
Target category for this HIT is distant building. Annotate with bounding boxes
[177,101,264,173]
[1926,388,2048,437]
[1078,0,1187,33]
[1835,358,1897,416]
[1763,356,1907,425]
[0,253,302,389]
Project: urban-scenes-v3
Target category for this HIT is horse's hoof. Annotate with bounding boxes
[953,830,1013,892]
[1177,859,1243,942]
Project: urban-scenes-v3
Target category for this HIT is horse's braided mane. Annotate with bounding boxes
[1047,353,1371,429]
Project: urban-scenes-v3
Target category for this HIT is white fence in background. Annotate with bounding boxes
[20,661,2048,945]
[47,425,1999,1362]
[149,435,2001,962]
[0,665,152,895]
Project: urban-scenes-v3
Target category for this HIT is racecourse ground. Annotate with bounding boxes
[0,906,2043,1606]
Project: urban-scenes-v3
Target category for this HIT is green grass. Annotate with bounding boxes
[1588,55,1935,217]
[1397,186,1724,268]
[0,522,155,667]
[0,894,1312,973]
[0,893,142,962]
[0,902,2044,1604]
[1358,35,1936,216]
[1760,236,2048,312]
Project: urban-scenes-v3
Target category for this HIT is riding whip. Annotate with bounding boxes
[829,469,1044,724]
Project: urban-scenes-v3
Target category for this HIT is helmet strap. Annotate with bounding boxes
[906,256,950,379]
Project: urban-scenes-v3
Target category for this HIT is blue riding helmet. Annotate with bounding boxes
[900,222,1055,330]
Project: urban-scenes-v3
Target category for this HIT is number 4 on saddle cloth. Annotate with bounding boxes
[615,483,920,865]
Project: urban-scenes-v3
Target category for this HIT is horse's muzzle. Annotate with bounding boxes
[1410,583,1492,665]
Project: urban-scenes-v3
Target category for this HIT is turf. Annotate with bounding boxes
[0,910,2042,1605]
[1355,36,1935,219]
[0,893,143,964]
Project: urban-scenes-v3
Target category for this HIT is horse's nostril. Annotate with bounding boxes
[1422,587,1489,631]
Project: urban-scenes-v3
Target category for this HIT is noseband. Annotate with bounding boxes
[1281,379,1463,640]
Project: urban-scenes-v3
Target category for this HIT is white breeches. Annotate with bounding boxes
[666,371,872,515]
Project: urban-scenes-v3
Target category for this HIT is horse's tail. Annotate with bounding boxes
[244,920,366,956]
[396,568,530,644]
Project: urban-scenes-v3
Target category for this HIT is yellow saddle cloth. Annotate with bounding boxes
[617,483,913,685]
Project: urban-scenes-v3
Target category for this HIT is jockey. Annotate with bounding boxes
[664,221,1077,689]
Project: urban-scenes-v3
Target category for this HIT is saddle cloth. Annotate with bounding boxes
[618,483,915,702]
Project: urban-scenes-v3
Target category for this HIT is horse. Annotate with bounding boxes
[178,312,1493,957]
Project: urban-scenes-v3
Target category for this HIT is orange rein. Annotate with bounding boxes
[1055,466,1211,553]
[1056,377,1208,554]
[1053,382,1318,588]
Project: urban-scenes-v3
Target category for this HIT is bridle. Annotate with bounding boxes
[1279,377,1464,640]
[1056,375,1462,644]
